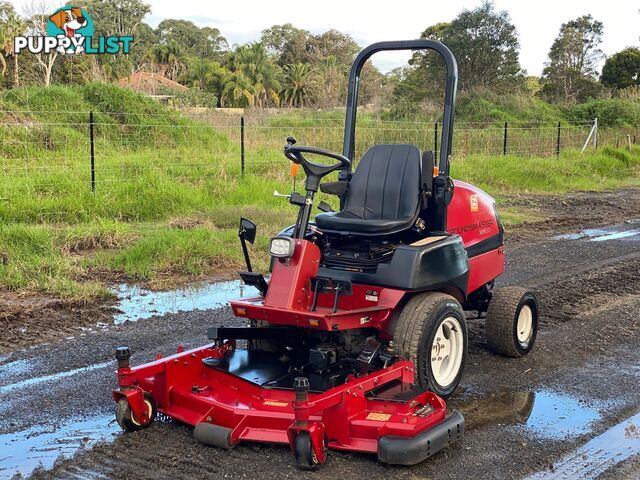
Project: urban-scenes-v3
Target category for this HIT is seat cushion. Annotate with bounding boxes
[315,144,422,234]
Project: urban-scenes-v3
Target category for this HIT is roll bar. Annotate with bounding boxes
[342,40,458,177]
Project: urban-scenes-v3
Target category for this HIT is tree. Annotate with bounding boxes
[156,19,227,60]
[127,22,159,71]
[75,0,152,80]
[601,47,640,90]
[153,40,187,81]
[281,63,316,107]
[443,2,523,90]
[261,24,309,58]
[0,2,26,86]
[54,54,93,85]
[394,1,523,106]
[180,57,249,107]
[310,29,360,65]
[77,0,150,37]
[22,0,58,86]
[541,14,604,102]
[312,55,346,108]
[278,29,315,66]
[226,43,282,108]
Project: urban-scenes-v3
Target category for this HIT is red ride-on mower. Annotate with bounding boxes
[113,40,539,469]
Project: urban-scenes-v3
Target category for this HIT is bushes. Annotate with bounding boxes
[167,88,218,108]
[562,98,640,127]
[383,88,564,123]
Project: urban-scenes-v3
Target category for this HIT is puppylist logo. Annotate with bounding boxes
[14,6,133,55]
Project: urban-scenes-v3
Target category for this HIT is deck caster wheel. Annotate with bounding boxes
[115,393,156,432]
[294,432,326,471]
[394,292,467,399]
[485,287,538,357]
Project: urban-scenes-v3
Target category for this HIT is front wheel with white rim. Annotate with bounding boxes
[115,393,156,432]
[485,287,538,357]
[393,292,467,398]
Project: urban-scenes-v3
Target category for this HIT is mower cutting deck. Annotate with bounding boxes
[114,343,462,467]
[113,39,538,469]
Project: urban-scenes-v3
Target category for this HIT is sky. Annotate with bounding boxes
[11,0,640,75]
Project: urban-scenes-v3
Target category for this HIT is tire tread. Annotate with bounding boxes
[485,286,534,357]
[393,292,466,397]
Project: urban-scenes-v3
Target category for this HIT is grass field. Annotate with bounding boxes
[1,84,639,302]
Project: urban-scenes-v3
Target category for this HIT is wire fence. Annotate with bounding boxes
[0,109,638,222]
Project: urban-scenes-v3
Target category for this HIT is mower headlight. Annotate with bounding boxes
[269,236,294,258]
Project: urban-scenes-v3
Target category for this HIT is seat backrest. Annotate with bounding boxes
[343,144,422,220]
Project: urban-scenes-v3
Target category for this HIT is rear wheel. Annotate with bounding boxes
[485,287,538,357]
[394,292,467,398]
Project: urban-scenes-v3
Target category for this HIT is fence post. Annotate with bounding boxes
[89,111,95,192]
[556,121,561,157]
[503,121,508,155]
[593,117,598,148]
[240,116,245,178]
[434,121,438,159]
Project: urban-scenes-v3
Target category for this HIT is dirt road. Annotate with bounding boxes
[1,189,639,479]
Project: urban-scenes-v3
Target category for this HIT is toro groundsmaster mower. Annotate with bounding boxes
[113,40,539,469]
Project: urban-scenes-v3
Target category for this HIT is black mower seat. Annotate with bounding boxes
[315,144,422,235]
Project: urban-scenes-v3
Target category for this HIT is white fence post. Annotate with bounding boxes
[581,118,598,153]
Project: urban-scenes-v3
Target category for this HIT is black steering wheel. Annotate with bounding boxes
[283,137,351,180]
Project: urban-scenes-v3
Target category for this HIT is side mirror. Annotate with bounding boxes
[238,218,257,245]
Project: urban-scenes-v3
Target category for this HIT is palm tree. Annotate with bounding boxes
[228,43,282,108]
[154,40,186,81]
[220,70,254,107]
[281,63,316,107]
[0,2,26,86]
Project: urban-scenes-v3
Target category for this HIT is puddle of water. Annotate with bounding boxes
[0,414,119,478]
[112,280,258,324]
[0,361,112,396]
[452,390,602,440]
[526,412,640,479]
[555,227,640,242]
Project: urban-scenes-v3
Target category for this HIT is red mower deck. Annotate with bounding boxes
[114,343,463,465]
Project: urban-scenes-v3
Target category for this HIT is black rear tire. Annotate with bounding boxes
[485,287,538,357]
[393,292,467,399]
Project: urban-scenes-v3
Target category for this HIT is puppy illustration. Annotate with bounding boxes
[49,8,87,54]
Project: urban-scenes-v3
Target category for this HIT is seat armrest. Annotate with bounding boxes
[320,181,349,196]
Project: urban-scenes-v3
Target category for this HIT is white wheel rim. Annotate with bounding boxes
[131,399,153,426]
[430,316,464,387]
[516,305,533,346]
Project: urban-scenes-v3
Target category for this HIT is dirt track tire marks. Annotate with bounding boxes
[535,257,640,327]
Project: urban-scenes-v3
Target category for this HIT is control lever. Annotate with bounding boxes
[273,190,291,198]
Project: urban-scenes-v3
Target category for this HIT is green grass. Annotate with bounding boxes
[0,83,639,301]
[452,146,640,194]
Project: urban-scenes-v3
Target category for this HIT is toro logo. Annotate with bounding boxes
[14,6,133,55]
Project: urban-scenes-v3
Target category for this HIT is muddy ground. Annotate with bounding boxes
[1,188,639,479]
